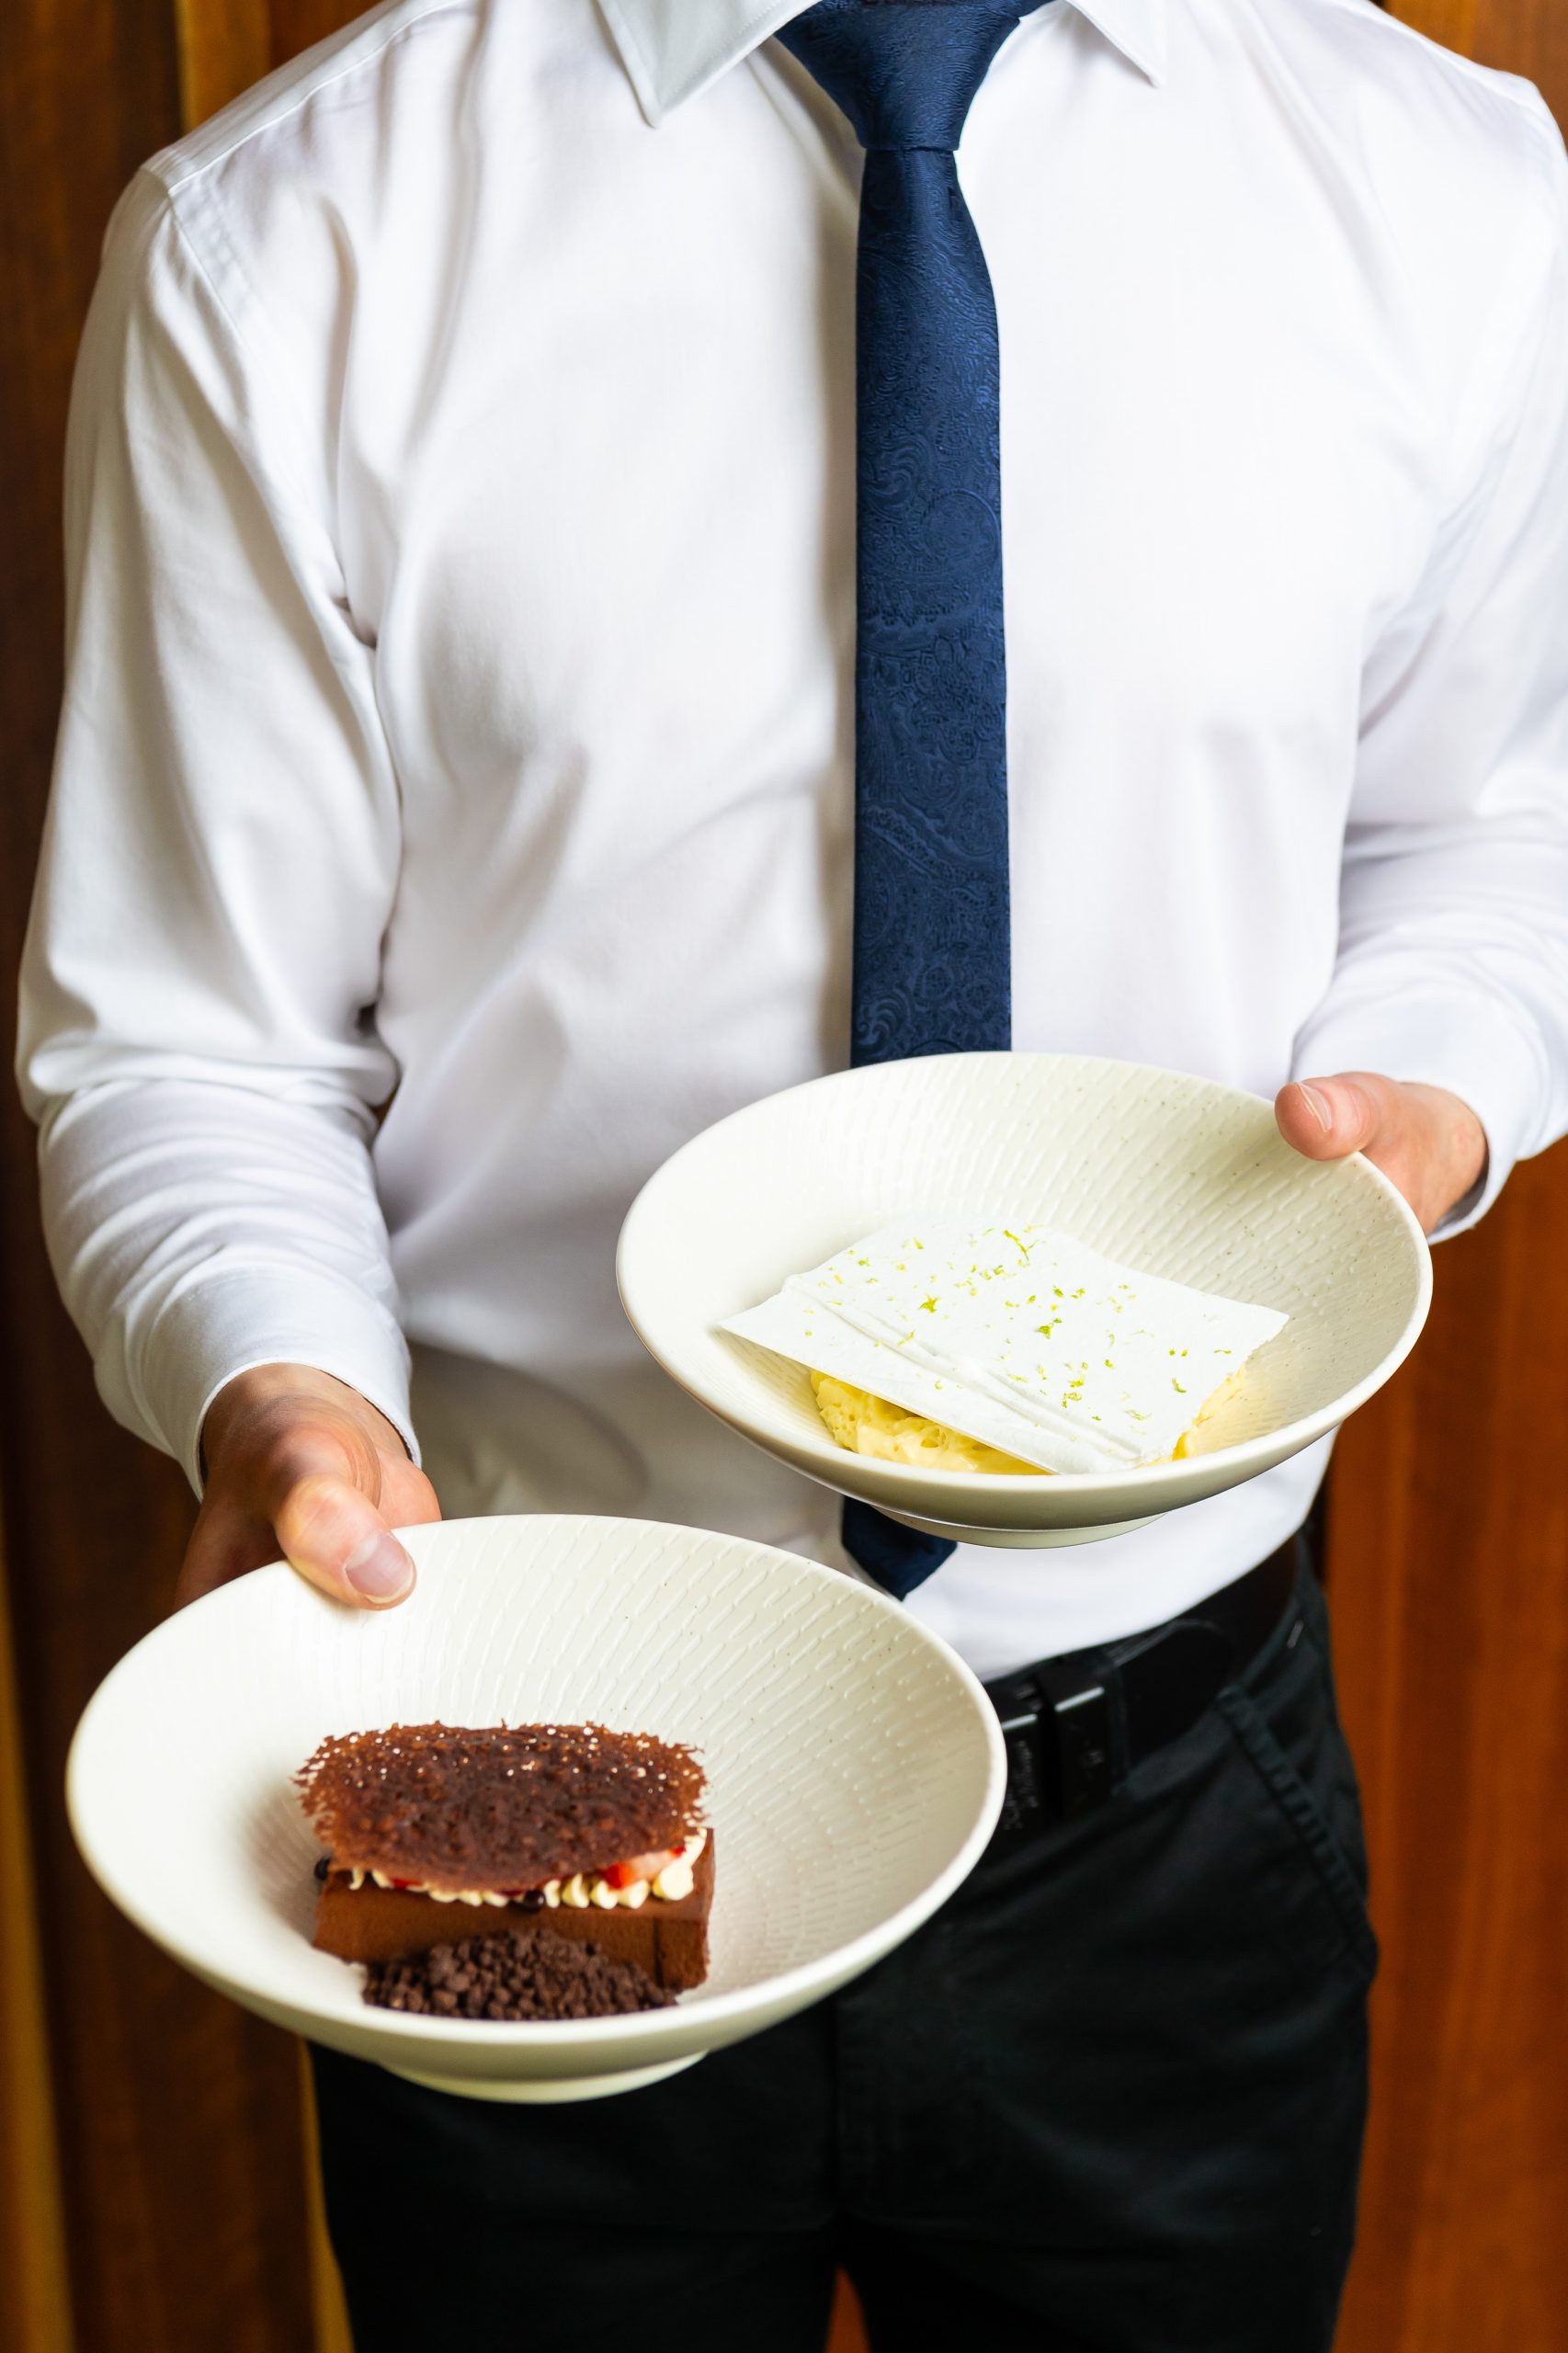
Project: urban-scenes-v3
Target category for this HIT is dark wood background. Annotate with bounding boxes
[2,5,1564,2348]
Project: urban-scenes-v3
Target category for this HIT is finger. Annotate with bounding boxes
[1274,1073,1390,1162]
[270,1469,416,1608]
[173,1495,286,1613]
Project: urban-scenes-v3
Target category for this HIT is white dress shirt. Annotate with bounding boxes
[19,0,1568,1677]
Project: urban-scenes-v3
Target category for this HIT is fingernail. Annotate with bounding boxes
[1298,1084,1333,1134]
[342,1532,415,1602]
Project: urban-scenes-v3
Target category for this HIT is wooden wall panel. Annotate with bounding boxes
[0,3,316,2349]
[1330,1157,1568,2350]
[1397,0,1568,86]
[0,1505,73,2353]
[174,0,268,131]
[267,0,349,70]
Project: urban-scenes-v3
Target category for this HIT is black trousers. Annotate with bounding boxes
[313,1565,1376,2353]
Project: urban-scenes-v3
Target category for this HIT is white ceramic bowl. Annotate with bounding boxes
[619,1052,1431,1549]
[67,1516,1004,2102]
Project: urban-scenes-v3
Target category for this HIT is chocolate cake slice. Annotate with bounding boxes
[298,1722,711,1993]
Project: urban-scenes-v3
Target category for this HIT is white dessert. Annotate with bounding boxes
[723,1222,1288,1475]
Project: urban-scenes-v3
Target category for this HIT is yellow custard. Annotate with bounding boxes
[812,1367,1246,1474]
[811,1373,1047,1474]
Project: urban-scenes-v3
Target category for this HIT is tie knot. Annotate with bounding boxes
[778,2,1037,153]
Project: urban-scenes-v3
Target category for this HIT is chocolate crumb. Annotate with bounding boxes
[363,1926,676,2022]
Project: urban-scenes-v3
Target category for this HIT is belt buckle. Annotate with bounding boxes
[993,1657,1117,1844]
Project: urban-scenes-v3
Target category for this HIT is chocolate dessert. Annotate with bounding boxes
[298,1722,711,1994]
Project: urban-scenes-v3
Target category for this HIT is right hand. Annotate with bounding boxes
[175,1362,440,1613]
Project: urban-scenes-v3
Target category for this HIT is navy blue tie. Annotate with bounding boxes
[778,0,1041,1598]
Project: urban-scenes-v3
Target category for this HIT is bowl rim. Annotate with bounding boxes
[65,1517,1009,2061]
[617,1052,1434,1513]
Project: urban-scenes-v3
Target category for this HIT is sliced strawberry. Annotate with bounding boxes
[621,1847,685,1883]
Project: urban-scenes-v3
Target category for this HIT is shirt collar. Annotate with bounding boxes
[600,0,1167,126]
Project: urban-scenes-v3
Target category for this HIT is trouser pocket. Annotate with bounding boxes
[1216,1676,1380,1982]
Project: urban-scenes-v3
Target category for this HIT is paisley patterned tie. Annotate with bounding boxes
[778,0,1044,1597]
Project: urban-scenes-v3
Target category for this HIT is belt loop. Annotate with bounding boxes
[985,1650,1129,1845]
[1035,1650,1127,1817]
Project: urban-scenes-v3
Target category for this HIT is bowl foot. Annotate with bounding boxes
[382,2052,704,2103]
[874,1506,1160,1551]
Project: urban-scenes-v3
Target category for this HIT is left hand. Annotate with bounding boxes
[1274,1072,1487,1235]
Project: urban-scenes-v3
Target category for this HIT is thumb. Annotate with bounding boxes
[1274,1072,1391,1163]
[269,1466,416,1608]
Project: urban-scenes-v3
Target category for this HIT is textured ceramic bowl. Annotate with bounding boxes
[618,1053,1431,1548]
[68,1516,1004,2102]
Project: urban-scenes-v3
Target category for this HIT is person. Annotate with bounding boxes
[19,0,1568,2346]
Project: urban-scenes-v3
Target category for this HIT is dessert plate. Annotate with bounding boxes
[618,1052,1431,1549]
[67,1515,1004,2102]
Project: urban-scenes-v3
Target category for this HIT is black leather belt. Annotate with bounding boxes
[982,1532,1303,1846]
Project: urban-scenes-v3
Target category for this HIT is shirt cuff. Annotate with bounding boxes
[1291,987,1545,1240]
[126,1264,418,1495]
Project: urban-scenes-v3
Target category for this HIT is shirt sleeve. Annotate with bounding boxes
[1292,96,1568,1237]
[17,170,417,1488]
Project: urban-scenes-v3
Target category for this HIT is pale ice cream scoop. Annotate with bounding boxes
[722,1221,1289,1476]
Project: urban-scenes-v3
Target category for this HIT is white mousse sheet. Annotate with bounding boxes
[722,1222,1289,1475]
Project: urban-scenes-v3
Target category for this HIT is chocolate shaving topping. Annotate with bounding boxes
[363,1926,674,2021]
[296,1722,705,1891]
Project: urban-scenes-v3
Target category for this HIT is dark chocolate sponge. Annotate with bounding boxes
[314,1833,714,1989]
[296,1722,705,1892]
